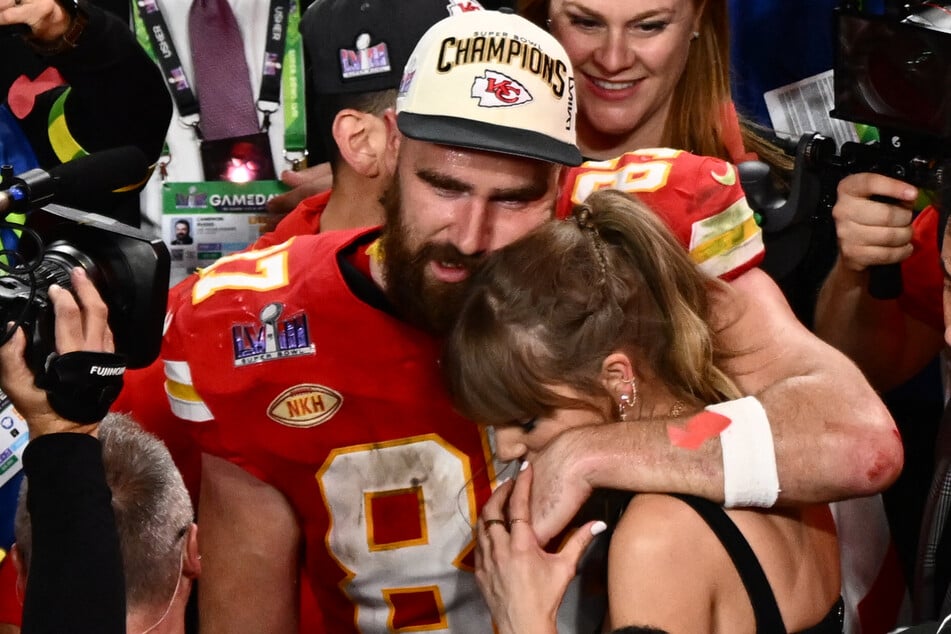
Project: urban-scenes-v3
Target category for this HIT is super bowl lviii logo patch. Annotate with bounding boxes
[232,302,315,366]
[471,70,532,107]
[267,384,343,428]
[340,33,390,80]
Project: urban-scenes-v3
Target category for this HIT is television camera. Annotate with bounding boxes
[743,0,951,300]
[0,149,170,389]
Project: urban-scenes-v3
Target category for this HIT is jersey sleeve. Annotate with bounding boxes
[557,148,765,280]
[154,242,300,489]
[111,279,204,499]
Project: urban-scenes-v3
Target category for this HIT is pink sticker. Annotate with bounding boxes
[667,411,731,450]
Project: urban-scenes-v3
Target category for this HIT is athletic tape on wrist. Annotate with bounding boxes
[706,396,780,508]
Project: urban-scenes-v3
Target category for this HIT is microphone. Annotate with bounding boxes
[0,146,150,214]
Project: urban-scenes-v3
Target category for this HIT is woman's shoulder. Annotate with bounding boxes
[606,494,728,630]
[611,493,725,564]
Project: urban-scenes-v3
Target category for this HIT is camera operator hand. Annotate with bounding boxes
[0,0,77,43]
[815,172,944,392]
[832,172,919,272]
[0,267,112,437]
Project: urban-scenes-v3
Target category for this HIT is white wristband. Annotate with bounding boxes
[707,396,780,508]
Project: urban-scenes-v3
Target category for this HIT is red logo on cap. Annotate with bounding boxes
[486,78,520,103]
[456,1,482,10]
[470,70,533,107]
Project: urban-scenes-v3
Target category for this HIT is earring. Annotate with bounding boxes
[690,31,700,41]
[617,377,637,421]
[546,18,552,29]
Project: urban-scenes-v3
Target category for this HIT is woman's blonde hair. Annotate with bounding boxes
[443,189,740,425]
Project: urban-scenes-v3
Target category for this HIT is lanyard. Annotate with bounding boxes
[132,0,307,164]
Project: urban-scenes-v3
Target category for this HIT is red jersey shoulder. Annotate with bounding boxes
[558,149,745,228]
[162,229,376,366]
[251,188,331,249]
[557,149,763,279]
[183,229,369,309]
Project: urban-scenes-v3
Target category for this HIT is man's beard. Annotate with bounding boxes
[378,181,484,336]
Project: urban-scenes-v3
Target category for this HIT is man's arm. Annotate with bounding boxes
[0,269,125,634]
[815,260,942,392]
[197,454,302,634]
[529,267,902,543]
[814,172,943,391]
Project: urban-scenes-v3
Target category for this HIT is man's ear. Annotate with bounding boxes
[332,109,393,178]
[600,352,635,398]
[381,108,401,176]
[183,523,201,579]
[10,545,25,601]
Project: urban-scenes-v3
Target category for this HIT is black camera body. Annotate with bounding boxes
[760,3,951,299]
[0,203,170,380]
[823,5,951,189]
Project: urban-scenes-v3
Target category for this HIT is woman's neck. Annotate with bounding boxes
[577,111,667,160]
[635,376,693,421]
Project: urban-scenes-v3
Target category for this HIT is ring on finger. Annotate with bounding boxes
[483,518,507,529]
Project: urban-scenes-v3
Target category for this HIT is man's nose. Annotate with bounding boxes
[450,200,492,256]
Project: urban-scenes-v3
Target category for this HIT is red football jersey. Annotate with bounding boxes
[251,189,330,250]
[899,204,943,332]
[159,229,505,633]
[557,148,765,280]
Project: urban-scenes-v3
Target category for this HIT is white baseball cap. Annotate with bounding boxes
[396,9,583,166]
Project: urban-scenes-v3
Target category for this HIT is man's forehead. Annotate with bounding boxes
[400,139,560,183]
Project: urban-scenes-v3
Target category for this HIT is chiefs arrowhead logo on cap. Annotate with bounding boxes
[471,70,533,107]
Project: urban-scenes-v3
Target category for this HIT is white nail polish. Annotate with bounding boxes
[590,521,608,536]
[519,460,529,472]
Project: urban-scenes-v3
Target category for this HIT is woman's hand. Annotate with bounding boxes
[476,462,607,634]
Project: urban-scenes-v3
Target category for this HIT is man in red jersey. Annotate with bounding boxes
[134,10,577,633]
[109,8,899,634]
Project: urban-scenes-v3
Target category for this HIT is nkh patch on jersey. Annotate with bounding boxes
[267,383,343,428]
[557,148,765,280]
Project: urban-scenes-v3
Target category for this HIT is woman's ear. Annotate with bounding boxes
[600,352,635,399]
